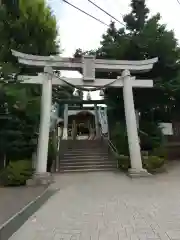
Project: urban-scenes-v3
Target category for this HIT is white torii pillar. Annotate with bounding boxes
[122,70,149,176]
[94,104,100,139]
[62,104,69,140]
[29,66,53,185]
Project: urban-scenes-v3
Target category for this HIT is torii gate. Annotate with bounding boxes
[12,50,158,183]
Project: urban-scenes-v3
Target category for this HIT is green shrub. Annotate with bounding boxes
[118,155,130,171]
[111,122,129,155]
[143,156,165,171]
[111,121,164,156]
[150,147,167,159]
[139,121,163,151]
[0,160,34,186]
[117,155,165,172]
[111,121,166,172]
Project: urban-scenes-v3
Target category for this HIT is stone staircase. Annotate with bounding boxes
[58,140,117,172]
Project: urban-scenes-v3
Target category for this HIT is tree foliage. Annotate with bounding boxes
[124,0,149,32]
[0,0,59,164]
[75,0,180,122]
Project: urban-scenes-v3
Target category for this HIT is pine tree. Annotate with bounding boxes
[75,0,180,123]
[124,0,149,32]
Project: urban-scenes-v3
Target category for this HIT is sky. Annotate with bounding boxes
[48,0,180,100]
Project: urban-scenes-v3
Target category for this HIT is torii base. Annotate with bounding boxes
[26,172,54,186]
[128,168,152,178]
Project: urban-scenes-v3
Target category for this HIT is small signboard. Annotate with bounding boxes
[159,122,173,136]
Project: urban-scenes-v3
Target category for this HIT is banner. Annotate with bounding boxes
[98,107,108,135]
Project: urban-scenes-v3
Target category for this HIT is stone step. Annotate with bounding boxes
[60,159,116,165]
[63,146,107,151]
[61,139,105,143]
[59,164,117,169]
[60,159,110,163]
[59,156,109,162]
[62,148,107,151]
[60,162,117,168]
[59,164,117,171]
[60,143,108,147]
[58,139,115,173]
[59,168,117,173]
[61,155,108,158]
[61,149,108,154]
[60,157,110,162]
[60,154,109,159]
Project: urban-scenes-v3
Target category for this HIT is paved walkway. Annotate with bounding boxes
[9,163,180,240]
[0,186,47,226]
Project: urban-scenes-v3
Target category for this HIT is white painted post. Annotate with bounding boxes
[122,70,147,175]
[62,104,68,140]
[104,107,109,138]
[135,110,139,129]
[94,104,100,138]
[56,126,62,172]
[36,66,53,174]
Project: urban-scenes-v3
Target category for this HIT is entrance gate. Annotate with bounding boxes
[12,50,158,182]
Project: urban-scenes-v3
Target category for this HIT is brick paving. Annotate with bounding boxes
[9,163,180,240]
[0,186,47,226]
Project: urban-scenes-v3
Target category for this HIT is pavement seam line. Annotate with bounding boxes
[0,187,49,232]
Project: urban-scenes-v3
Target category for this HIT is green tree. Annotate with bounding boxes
[75,0,180,123]
[124,0,149,32]
[0,0,59,165]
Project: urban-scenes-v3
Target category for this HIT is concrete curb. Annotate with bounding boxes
[0,187,58,240]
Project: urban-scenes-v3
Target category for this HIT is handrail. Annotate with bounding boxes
[139,130,148,136]
[100,126,120,167]
[107,136,118,154]
[100,124,118,151]
[107,130,148,154]
[100,126,148,152]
